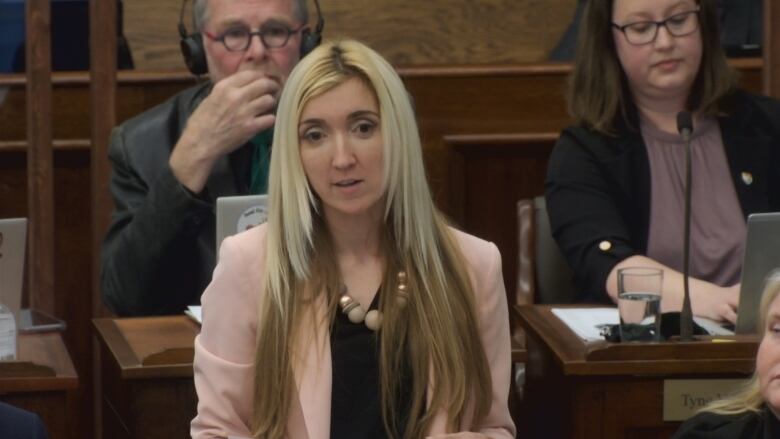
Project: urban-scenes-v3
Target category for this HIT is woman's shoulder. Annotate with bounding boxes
[724,90,780,128]
[554,123,637,160]
[673,409,767,439]
[198,224,268,364]
[218,223,269,264]
[205,223,269,317]
[558,124,604,145]
[447,227,501,271]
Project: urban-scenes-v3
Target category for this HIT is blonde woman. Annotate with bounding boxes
[673,271,780,438]
[190,39,515,439]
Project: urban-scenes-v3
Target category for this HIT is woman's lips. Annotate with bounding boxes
[655,59,681,71]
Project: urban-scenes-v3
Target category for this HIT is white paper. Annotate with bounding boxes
[551,308,735,341]
[0,306,16,360]
[693,316,735,336]
[185,305,202,325]
[551,307,619,341]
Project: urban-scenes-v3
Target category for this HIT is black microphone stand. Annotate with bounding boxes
[677,111,694,341]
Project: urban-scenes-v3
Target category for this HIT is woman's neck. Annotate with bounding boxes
[633,91,690,135]
[324,209,385,304]
[325,209,383,263]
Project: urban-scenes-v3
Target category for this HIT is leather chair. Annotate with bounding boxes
[512,196,578,407]
[516,196,577,306]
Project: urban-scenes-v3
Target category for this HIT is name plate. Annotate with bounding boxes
[663,379,745,421]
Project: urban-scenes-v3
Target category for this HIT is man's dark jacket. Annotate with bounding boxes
[545,91,780,303]
[101,83,255,316]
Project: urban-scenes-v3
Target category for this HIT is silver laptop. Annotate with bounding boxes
[0,218,27,319]
[735,212,780,334]
[215,195,269,257]
[0,218,66,333]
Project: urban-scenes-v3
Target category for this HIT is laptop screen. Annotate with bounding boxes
[215,195,268,258]
[735,212,780,334]
[0,218,27,319]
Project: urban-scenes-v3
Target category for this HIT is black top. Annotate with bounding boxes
[330,293,413,438]
[672,407,780,439]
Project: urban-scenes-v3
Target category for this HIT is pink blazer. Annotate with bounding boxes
[190,224,516,439]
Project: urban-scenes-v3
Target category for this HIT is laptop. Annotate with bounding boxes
[735,212,780,334]
[0,218,26,319]
[215,195,269,257]
[0,218,66,333]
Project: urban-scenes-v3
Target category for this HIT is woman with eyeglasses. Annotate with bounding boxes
[672,270,780,438]
[190,39,515,439]
[545,0,780,322]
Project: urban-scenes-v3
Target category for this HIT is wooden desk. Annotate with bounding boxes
[93,316,199,439]
[516,305,758,439]
[0,332,78,439]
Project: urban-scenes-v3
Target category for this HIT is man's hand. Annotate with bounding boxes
[170,70,280,193]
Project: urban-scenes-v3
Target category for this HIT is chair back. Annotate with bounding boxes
[516,196,577,305]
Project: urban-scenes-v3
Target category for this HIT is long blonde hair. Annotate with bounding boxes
[702,270,780,415]
[251,39,492,438]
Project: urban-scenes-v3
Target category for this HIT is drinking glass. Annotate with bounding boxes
[617,267,663,342]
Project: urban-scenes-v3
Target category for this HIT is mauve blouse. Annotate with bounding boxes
[642,115,746,287]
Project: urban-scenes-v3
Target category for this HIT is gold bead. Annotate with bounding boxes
[339,295,353,308]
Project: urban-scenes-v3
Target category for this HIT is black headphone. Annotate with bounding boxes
[178,0,324,76]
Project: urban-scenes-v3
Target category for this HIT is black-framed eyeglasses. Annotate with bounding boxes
[204,21,304,52]
[611,8,700,46]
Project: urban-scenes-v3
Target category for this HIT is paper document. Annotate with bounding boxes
[552,308,619,341]
[551,308,735,341]
[693,316,734,336]
[185,306,202,324]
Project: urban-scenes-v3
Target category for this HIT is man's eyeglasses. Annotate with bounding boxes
[204,22,304,52]
[612,9,700,46]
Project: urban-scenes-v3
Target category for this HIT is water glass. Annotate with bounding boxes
[617,267,663,342]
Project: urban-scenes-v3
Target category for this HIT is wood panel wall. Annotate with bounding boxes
[765,0,780,97]
[124,0,578,70]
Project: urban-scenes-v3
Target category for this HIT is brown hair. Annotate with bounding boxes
[568,0,737,134]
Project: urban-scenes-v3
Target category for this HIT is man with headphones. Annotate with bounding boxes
[101,0,323,316]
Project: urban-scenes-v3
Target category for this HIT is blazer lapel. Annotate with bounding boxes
[290,295,332,439]
[719,108,773,216]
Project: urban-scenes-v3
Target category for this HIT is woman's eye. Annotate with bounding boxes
[353,120,377,136]
[628,22,652,34]
[302,130,324,142]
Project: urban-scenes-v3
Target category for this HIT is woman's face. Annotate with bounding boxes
[757,293,780,415]
[611,0,703,103]
[298,77,385,222]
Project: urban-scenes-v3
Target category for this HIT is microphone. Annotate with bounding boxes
[677,111,694,341]
[677,111,693,142]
